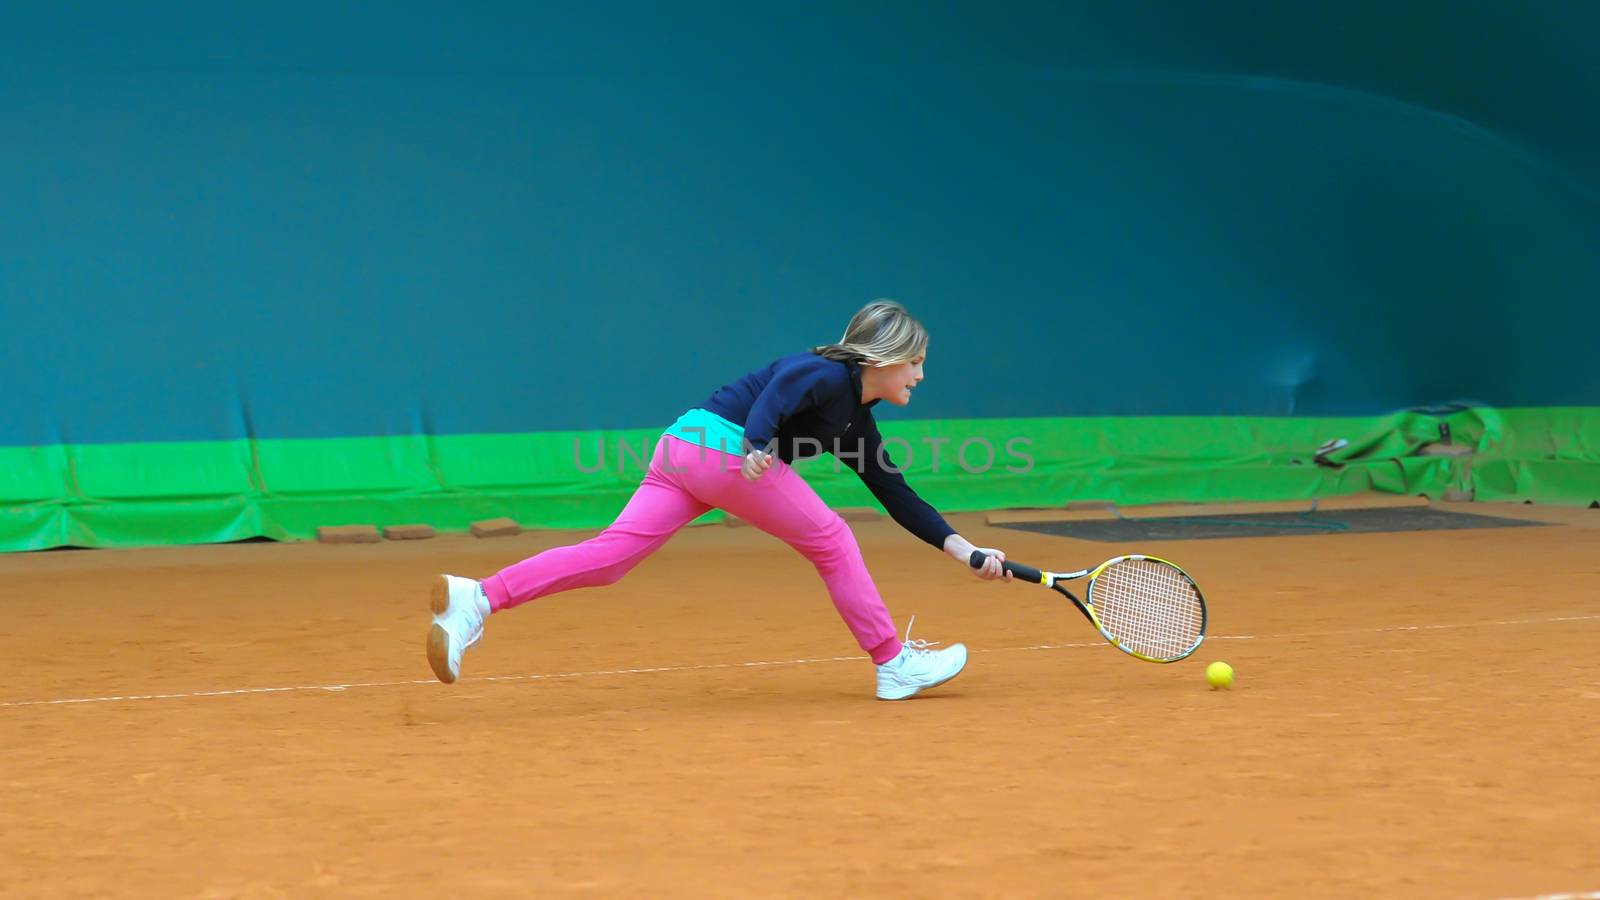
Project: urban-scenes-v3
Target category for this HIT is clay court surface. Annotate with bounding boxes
[3,499,1598,899]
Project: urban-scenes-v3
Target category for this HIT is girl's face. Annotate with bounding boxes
[863,353,926,407]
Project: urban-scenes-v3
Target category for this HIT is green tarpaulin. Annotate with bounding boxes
[2,408,1595,552]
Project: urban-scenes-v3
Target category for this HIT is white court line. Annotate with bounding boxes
[1493,893,1600,900]
[2,613,1598,711]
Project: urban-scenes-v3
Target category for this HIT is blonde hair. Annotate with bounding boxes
[812,300,928,367]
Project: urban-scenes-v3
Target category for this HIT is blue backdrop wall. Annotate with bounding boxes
[3,1,1597,446]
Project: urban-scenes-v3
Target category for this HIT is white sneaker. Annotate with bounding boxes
[427,574,490,684]
[875,618,968,701]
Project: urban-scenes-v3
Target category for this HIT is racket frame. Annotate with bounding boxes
[978,552,1208,663]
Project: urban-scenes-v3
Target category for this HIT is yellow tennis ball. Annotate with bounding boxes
[1205,661,1234,690]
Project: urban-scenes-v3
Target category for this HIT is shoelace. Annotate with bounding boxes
[901,614,941,658]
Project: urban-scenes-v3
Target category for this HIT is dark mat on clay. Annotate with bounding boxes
[993,506,1549,542]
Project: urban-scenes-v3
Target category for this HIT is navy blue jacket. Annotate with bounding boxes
[702,352,956,549]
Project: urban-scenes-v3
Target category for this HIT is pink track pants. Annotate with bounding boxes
[481,435,903,664]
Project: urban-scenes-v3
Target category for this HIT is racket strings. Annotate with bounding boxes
[1090,560,1204,660]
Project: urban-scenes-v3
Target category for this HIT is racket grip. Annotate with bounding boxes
[968,551,1045,584]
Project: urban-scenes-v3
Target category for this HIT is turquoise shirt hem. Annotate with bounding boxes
[664,408,746,456]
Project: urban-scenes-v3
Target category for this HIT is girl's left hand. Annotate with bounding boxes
[969,546,1013,582]
[741,450,773,482]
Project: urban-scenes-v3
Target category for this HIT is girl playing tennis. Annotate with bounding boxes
[427,300,1012,700]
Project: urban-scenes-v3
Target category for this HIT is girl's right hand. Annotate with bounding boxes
[741,450,773,482]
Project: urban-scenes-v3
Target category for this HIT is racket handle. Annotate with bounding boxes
[968,551,1046,585]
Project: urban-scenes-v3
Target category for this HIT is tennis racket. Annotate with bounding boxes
[970,551,1207,663]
